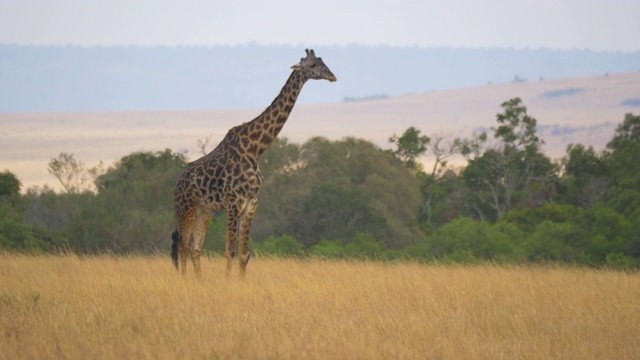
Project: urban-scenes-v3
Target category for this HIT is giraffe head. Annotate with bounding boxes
[291,49,337,82]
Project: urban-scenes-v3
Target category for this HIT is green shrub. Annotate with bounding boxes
[258,234,304,257]
[343,233,387,258]
[308,239,345,258]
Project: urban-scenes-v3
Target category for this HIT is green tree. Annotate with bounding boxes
[561,144,608,207]
[410,133,458,225]
[66,149,187,253]
[462,149,505,221]
[606,113,640,151]
[22,186,89,252]
[0,171,21,199]
[503,203,580,234]
[575,204,632,263]
[299,183,381,248]
[0,172,51,252]
[254,137,422,250]
[460,98,557,219]
[493,98,541,151]
[0,207,45,251]
[421,169,470,226]
[0,171,24,217]
[48,153,90,193]
[259,137,301,178]
[604,114,640,217]
[388,126,430,170]
[523,221,584,263]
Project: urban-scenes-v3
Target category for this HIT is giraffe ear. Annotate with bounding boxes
[291,63,303,70]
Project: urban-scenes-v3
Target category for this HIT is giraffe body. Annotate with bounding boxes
[172,49,336,277]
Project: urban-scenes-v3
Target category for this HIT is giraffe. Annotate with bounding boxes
[172,49,336,277]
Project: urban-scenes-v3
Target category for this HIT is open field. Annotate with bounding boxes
[1,254,639,359]
[1,71,639,191]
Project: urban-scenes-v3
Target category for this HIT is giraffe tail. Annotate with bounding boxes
[171,230,180,270]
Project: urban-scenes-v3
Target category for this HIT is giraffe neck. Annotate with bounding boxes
[238,70,308,159]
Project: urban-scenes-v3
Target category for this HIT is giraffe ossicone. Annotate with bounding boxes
[172,49,336,277]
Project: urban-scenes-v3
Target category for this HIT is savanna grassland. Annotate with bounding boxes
[1,254,639,359]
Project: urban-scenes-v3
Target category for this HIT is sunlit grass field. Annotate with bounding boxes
[1,254,639,359]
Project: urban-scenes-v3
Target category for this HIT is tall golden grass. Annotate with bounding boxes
[1,253,639,359]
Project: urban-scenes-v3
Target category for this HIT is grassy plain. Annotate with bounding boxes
[1,254,639,359]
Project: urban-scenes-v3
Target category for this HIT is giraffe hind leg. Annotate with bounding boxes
[189,247,202,278]
[179,240,189,275]
[177,210,196,276]
[190,209,210,279]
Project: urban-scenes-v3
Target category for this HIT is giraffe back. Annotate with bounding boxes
[174,128,264,219]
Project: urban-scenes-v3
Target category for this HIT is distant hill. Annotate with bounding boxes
[1,44,640,112]
[2,71,639,190]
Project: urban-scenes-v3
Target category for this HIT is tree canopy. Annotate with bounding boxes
[1,102,639,268]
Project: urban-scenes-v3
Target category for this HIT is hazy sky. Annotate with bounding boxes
[1,0,639,51]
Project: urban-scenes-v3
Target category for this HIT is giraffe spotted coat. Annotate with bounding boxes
[172,49,337,277]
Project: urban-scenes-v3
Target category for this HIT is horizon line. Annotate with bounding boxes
[1,43,639,53]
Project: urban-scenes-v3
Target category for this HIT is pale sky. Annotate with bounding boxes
[1,0,639,51]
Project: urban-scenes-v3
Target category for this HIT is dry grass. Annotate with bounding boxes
[1,254,639,359]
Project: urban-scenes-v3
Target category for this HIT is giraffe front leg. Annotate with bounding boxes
[239,198,258,277]
[225,206,240,277]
